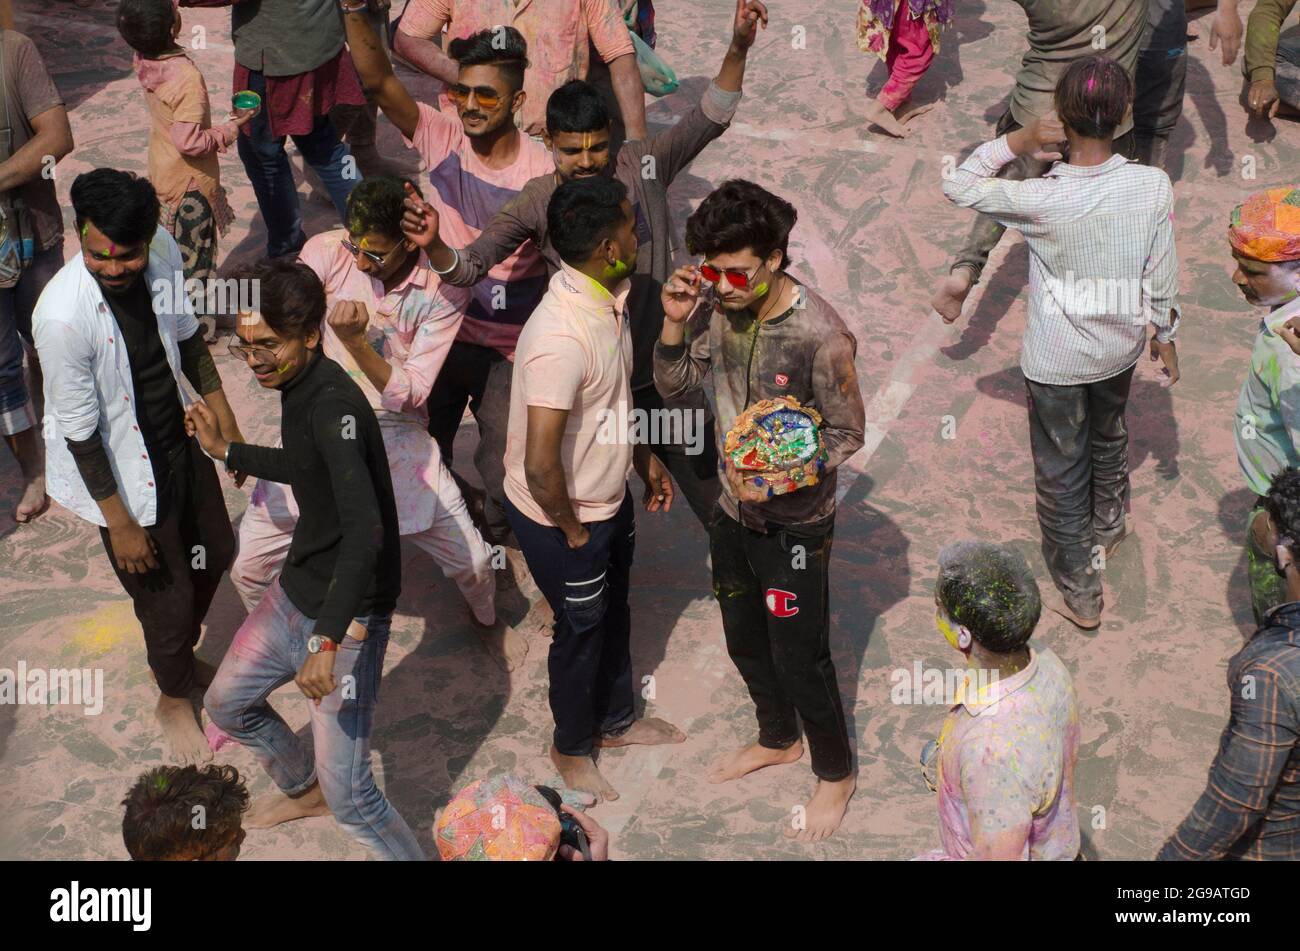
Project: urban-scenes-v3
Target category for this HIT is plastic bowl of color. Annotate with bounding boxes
[232,91,262,111]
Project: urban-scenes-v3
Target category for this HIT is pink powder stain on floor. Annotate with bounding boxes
[0,0,1295,860]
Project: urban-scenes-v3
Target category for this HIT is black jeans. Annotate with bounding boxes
[708,506,853,781]
[1133,45,1188,170]
[99,439,235,697]
[504,489,636,757]
[633,383,721,528]
[1025,364,1135,618]
[427,340,513,539]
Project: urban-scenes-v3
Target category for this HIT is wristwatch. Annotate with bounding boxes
[306,635,339,654]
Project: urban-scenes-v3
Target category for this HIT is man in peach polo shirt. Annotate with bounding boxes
[502,176,680,801]
[393,0,647,150]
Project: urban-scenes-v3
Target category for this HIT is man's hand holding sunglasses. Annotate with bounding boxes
[662,264,706,324]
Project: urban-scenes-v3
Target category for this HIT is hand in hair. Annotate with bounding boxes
[1008,111,1065,162]
[400,181,441,251]
[1249,80,1281,120]
[732,0,769,50]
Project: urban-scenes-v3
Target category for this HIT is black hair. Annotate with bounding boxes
[71,168,162,246]
[1266,467,1300,552]
[448,26,529,94]
[546,177,629,265]
[936,541,1041,653]
[685,179,798,271]
[345,176,422,241]
[546,80,609,135]
[244,259,327,341]
[116,0,178,58]
[122,764,249,861]
[1053,54,1133,140]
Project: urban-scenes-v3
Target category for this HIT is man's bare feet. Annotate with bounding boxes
[596,716,685,748]
[550,745,619,802]
[785,775,856,842]
[156,694,213,765]
[14,476,47,523]
[864,98,911,138]
[1045,591,1101,631]
[932,268,975,322]
[244,782,331,829]
[472,617,528,671]
[707,739,803,783]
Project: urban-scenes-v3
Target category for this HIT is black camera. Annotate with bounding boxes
[534,784,591,861]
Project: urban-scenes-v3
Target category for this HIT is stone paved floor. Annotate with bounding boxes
[1,0,1297,860]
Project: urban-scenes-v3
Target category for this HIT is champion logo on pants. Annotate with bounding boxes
[765,587,799,618]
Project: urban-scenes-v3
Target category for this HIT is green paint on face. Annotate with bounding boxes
[602,257,631,282]
[753,281,769,297]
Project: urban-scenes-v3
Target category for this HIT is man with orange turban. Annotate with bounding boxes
[1231,186,1300,623]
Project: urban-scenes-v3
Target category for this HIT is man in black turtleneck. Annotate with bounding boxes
[191,259,420,860]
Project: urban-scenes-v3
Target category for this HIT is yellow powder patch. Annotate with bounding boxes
[70,601,140,655]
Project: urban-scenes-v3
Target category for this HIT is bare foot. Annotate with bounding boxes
[864,98,910,138]
[897,100,936,126]
[245,782,332,829]
[156,694,213,765]
[472,617,528,671]
[14,476,48,523]
[596,716,685,748]
[707,739,803,783]
[1045,591,1101,631]
[931,268,974,323]
[785,775,856,842]
[550,745,619,802]
[523,596,554,637]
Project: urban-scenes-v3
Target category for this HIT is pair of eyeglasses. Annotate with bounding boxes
[447,83,503,111]
[227,336,288,367]
[699,262,762,290]
[341,238,403,267]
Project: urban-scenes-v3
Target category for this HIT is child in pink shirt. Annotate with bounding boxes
[857,0,953,137]
[117,0,250,333]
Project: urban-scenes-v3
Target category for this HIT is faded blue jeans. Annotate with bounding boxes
[205,579,423,860]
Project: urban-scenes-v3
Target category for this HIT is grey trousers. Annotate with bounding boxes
[1277,27,1300,110]
[1025,363,1135,618]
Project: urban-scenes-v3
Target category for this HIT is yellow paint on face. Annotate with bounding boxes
[935,610,963,651]
[277,359,296,374]
[582,132,592,151]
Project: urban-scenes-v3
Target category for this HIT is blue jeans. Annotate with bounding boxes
[0,241,61,436]
[205,579,424,860]
[235,69,359,258]
[1277,27,1300,111]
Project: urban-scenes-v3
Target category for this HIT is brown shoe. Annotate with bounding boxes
[1046,592,1101,631]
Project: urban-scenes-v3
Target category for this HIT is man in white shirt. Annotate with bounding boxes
[33,169,243,764]
[942,56,1181,629]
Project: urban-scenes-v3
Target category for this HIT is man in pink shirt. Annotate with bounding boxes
[503,177,680,801]
[918,541,1081,860]
[345,11,552,542]
[393,0,647,148]
[231,176,526,671]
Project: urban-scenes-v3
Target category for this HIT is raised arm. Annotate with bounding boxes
[392,0,459,85]
[344,6,420,141]
[401,180,543,285]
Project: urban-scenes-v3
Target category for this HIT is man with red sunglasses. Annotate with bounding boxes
[655,179,866,843]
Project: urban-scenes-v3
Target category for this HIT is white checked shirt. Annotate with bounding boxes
[32,227,202,528]
[943,136,1180,385]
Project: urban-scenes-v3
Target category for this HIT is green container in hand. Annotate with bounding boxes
[232,90,262,111]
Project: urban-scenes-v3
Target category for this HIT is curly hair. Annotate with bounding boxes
[936,541,1041,653]
[685,179,798,270]
[122,764,250,860]
[1266,467,1300,549]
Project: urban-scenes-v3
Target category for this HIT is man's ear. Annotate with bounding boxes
[511,89,527,117]
[304,326,321,351]
[542,130,553,150]
[957,626,973,652]
[767,249,784,273]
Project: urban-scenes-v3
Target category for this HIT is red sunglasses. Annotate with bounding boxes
[699,262,761,290]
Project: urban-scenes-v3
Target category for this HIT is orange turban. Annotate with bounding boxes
[1229,186,1300,262]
